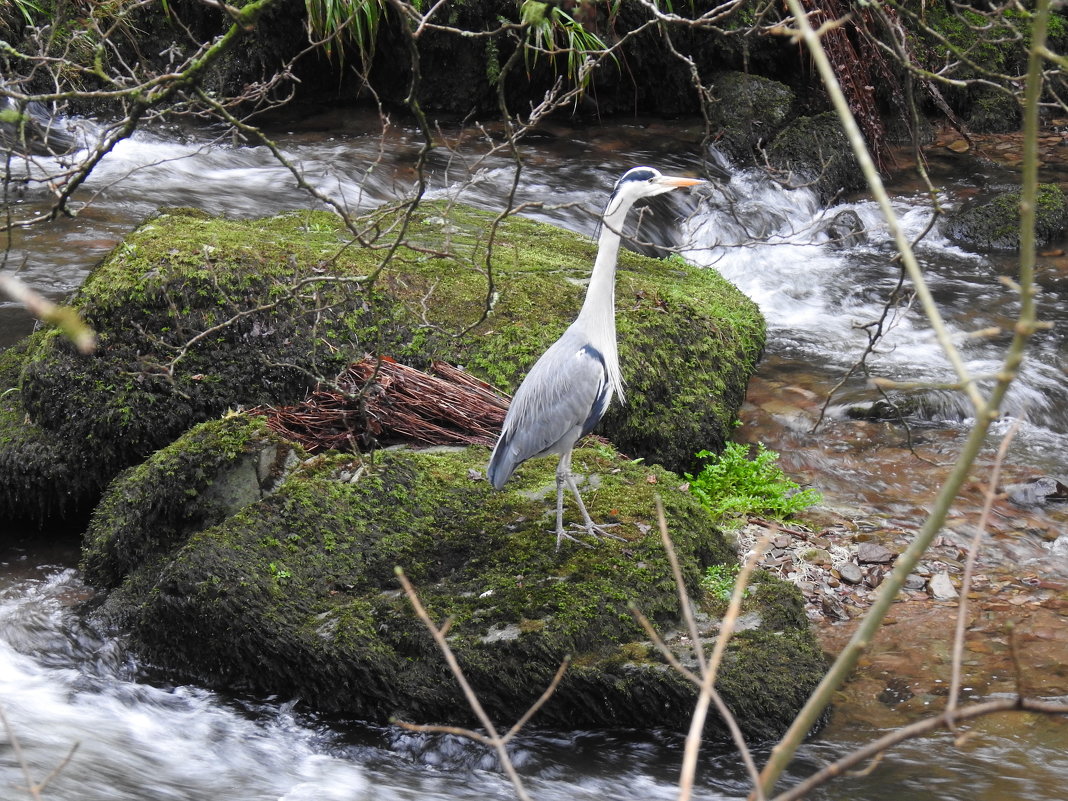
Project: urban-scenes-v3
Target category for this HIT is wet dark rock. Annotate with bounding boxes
[943,184,1068,251]
[857,543,895,564]
[766,112,865,203]
[877,676,915,707]
[707,72,797,164]
[821,209,866,249]
[846,395,922,421]
[965,87,1022,133]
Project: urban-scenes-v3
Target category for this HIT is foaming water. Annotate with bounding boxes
[0,567,369,801]
[3,563,1068,801]
[681,167,1068,433]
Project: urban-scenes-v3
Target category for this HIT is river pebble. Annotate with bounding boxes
[928,571,958,600]
[837,562,864,585]
[857,542,895,564]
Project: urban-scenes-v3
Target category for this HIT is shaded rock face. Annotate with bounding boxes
[708,72,797,165]
[766,112,865,203]
[85,415,827,740]
[943,183,1068,250]
[0,203,764,528]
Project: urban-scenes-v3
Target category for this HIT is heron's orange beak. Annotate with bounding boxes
[658,176,706,188]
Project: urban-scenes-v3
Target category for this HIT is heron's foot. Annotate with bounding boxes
[554,522,624,550]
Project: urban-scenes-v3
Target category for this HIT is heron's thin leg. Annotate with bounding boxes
[555,468,567,550]
[564,472,623,541]
[554,450,622,547]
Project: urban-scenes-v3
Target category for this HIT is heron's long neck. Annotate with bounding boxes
[577,196,632,401]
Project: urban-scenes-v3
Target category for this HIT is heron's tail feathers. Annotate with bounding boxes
[487,432,518,490]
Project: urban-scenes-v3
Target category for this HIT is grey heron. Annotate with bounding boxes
[487,166,705,548]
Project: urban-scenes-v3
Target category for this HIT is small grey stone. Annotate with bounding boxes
[858,542,895,564]
[929,571,959,601]
[904,574,926,591]
[838,562,864,585]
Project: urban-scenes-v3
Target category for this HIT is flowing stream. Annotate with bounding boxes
[2,109,1068,799]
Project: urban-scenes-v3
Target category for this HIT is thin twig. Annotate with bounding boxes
[946,419,1020,727]
[395,569,537,801]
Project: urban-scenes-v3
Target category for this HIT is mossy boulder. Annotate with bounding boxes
[0,341,81,524]
[943,184,1068,251]
[709,71,797,164]
[0,202,764,528]
[766,112,864,203]
[84,413,826,740]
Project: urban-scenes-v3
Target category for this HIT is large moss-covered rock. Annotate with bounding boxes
[767,112,864,202]
[943,184,1068,251]
[85,414,826,740]
[0,202,764,528]
[708,71,797,164]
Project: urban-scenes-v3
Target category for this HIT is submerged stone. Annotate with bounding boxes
[0,202,764,528]
[84,414,826,740]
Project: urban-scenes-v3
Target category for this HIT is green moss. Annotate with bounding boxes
[717,628,828,741]
[3,201,763,525]
[944,183,1067,250]
[82,413,302,587]
[88,420,824,737]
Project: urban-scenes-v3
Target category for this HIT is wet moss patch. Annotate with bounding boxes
[2,202,763,527]
[87,415,822,739]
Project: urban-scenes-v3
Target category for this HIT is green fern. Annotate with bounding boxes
[684,442,821,523]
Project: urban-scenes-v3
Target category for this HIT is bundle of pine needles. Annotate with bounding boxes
[249,356,509,453]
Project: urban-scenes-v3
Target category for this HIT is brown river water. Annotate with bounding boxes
[1,109,1067,799]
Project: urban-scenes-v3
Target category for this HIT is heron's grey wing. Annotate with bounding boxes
[487,337,611,489]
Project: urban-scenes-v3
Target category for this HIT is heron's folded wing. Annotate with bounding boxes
[488,341,610,487]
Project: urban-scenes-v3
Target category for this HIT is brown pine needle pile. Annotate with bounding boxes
[249,357,509,453]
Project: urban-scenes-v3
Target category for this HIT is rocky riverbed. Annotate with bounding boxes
[737,360,1068,731]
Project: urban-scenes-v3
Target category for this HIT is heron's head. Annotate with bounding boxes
[606,166,705,215]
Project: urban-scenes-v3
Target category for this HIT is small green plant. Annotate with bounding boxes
[268,561,292,581]
[700,563,740,601]
[684,441,821,522]
[520,0,615,89]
